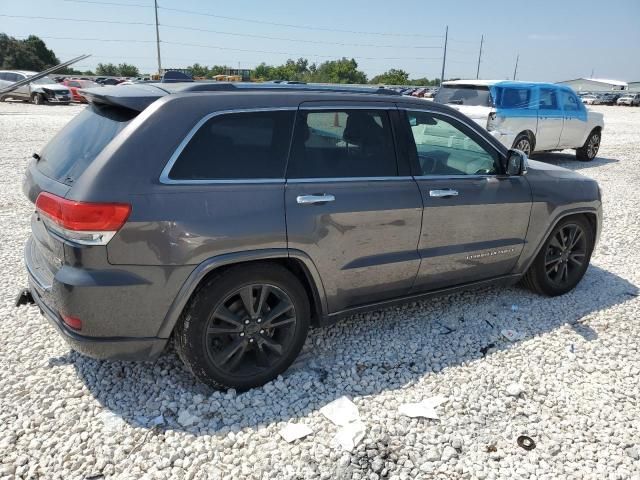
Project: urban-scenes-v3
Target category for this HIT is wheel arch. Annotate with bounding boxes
[156,249,328,338]
[519,209,599,275]
[513,130,536,152]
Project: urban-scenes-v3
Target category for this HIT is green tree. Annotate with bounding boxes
[118,63,139,77]
[95,63,119,76]
[311,58,367,84]
[0,33,60,71]
[370,69,410,85]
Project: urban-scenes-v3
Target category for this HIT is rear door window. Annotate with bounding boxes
[493,87,532,109]
[539,88,559,109]
[434,85,493,106]
[286,109,398,178]
[37,104,137,185]
[167,110,295,181]
[561,90,580,111]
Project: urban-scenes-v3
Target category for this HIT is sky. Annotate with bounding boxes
[1,0,639,82]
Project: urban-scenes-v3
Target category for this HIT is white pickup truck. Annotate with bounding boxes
[434,80,604,161]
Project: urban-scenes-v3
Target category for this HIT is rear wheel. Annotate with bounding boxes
[175,264,310,390]
[522,216,594,296]
[512,133,532,156]
[576,129,600,161]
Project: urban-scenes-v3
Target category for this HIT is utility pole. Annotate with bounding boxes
[513,53,519,80]
[476,34,484,79]
[590,68,595,78]
[440,25,448,87]
[154,0,162,74]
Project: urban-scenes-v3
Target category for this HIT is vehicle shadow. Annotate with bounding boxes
[529,152,619,171]
[57,264,637,437]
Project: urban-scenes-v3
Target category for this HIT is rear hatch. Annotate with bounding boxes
[23,87,162,286]
[433,84,495,127]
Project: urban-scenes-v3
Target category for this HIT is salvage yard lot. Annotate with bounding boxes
[0,103,639,480]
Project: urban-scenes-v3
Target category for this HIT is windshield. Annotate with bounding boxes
[29,75,57,85]
[38,104,137,185]
[434,85,493,106]
[78,80,100,88]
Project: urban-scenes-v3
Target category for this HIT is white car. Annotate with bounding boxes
[616,94,640,106]
[581,95,602,105]
[434,80,605,161]
[0,70,71,105]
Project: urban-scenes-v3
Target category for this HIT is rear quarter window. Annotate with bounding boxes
[493,87,532,109]
[166,110,295,181]
[37,104,137,185]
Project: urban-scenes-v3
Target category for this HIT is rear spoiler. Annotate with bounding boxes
[78,83,168,112]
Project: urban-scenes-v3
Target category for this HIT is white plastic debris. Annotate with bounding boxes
[505,383,525,397]
[333,420,366,452]
[149,415,165,427]
[501,329,524,342]
[279,423,313,443]
[99,411,127,433]
[177,409,200,427]
[398,395,448,419]
[320,396,360,426]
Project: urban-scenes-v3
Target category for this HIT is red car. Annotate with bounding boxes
[61,79,101,103]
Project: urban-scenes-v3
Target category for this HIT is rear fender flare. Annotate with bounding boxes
[156,248,327,338]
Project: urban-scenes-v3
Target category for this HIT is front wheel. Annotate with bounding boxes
[576,130,600,161]
[522,216,594,296]
[175,264,310,390]
[32,93,46,105]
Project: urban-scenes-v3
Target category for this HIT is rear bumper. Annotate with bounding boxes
[29,281,168,361]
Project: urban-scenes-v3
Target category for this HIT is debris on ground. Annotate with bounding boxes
[320,396,360,426]
[279,423,313,443]
[398,395,448,419]
[517,435,536,451]
[333,420,366,452]
[501,329,525,342]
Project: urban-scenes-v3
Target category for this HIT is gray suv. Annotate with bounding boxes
[22,83,602,389]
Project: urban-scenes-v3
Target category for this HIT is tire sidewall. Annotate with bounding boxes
[531,217,594,296]
[177,265,310,390]
[513,134,532,156]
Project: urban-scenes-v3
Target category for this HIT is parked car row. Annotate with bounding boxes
[0,70,72,104]
[578,91,640,106]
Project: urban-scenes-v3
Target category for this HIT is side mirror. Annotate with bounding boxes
[506,149,527,176]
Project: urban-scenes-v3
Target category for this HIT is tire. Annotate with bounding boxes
[576,129,601,161]
[32,93,46,105]
[512,133,533,156]
[174,263,310,390]
[0,95,7,102]
[521,216,594,296]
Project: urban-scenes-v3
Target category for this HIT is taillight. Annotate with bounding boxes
[35,192,131,245]
[61,314,82,331]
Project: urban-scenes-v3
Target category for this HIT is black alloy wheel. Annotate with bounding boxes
[543,223,588,287]
[205,284,297,375]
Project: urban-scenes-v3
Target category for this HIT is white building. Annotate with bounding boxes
[629,81,640,92]
[556,78,628,92]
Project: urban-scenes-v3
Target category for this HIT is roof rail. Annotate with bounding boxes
[157,82,401,96]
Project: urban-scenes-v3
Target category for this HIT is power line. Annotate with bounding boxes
[11,34,156,43]
[63,0,150,7]
[0,14,154,27]
[158,5,443,38]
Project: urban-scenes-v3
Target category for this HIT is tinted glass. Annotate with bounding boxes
[5,73,19,82]
[168,110,295,180]
[0,73,6,81]
[38,104,137,185]
[539,88,559,109]
[561,90,580,111]
[434,85,493,106]
[407,111,498,176]
[287,109,397,178]
[494,87,531,109]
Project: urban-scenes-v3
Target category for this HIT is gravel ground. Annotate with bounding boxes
[0,102,639,480]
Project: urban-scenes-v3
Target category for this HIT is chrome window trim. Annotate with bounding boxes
[298,105,397,110]
[413,174,496,180]
[287,176,414,184]
[159,107,297,185]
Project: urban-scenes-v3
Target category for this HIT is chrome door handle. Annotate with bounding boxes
[296,194,335,205]
[429,189,459,198]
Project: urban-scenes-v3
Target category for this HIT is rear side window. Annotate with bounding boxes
[287,109,397,178]
[538,88,559,109]
[38,104,136,185]
[168,110,295,181]
[493,87,531,109]
[561,90,580,111]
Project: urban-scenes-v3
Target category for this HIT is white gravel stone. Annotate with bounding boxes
[1,102,640,479]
